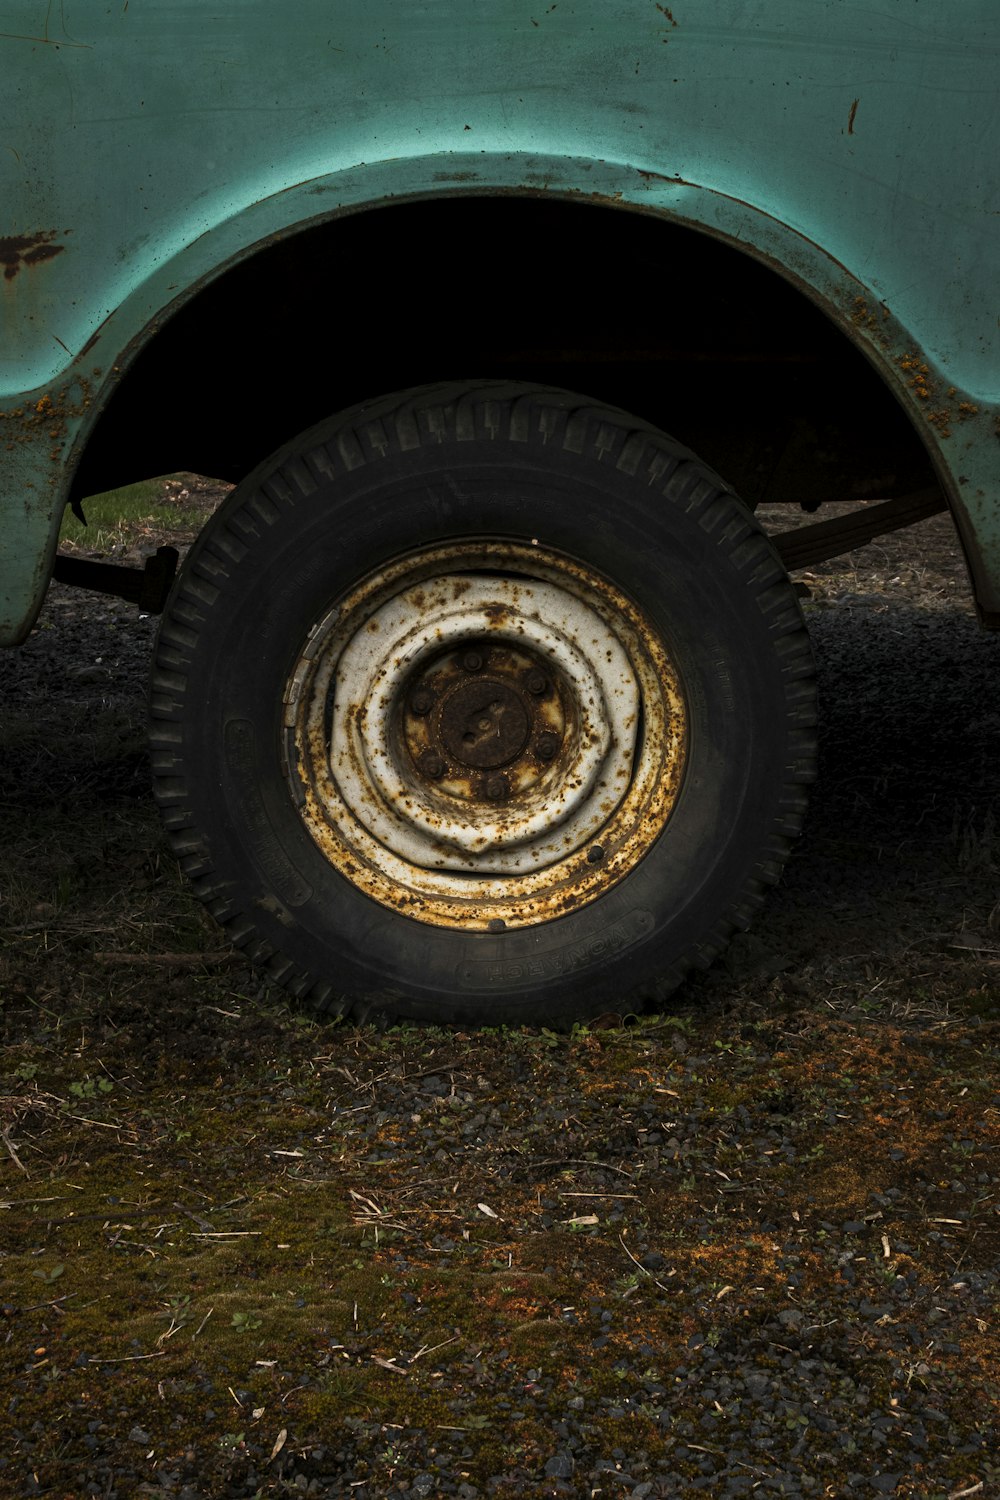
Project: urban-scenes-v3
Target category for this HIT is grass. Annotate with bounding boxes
[1,1005,998,1497]
[59,475,222,554]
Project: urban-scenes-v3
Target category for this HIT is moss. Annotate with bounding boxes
[2,1000,998,1495]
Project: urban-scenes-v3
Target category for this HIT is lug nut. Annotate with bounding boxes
[410,688,433,716]
[484,775,508,802]
[536,732,559,761]
[527,670,549,696]
[420,750,445,779]
[461,650,484,672]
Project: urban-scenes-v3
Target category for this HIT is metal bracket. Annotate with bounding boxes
[771,488,946,571]
[51,544,179,614]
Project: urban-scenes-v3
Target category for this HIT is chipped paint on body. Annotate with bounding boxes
[2,2,1000,641]
[0,230,69,282]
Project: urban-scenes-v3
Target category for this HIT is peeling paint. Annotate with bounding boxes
[0,231,69,282]
[655,3,678,36]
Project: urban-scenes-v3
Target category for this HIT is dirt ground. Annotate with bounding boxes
[0,489,998,1498]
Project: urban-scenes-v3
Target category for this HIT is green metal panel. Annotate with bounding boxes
[2,1,999,642]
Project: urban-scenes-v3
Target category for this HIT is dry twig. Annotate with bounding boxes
[1,1124,28,1175]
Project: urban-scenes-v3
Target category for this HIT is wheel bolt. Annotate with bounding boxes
[461,650,484,672]
[410,688,433,716]
[420,750,445,779]
[484,775,508,802]
[587,844,605,864]
[527,671,549,696]
[536,732,559,762]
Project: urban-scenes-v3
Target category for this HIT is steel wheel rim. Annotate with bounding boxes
[283,539,688,930]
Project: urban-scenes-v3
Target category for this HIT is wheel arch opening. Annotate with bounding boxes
[69,193,935,511]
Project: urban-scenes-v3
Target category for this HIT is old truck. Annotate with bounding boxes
[2,2,997,1025]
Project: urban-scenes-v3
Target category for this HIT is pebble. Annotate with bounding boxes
[544,1453,575,1478]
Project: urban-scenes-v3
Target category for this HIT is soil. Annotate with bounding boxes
[0,488,998,1498]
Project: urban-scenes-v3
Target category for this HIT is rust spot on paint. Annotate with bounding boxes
[0,378,92,461]
[0,230,69,282]
[847,98,859,134]
[898,352,934,403]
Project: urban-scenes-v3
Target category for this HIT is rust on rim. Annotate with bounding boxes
[282,539,687,931]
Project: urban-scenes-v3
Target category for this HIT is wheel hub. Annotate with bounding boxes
[438,675,531,771]
[402,642,569,803]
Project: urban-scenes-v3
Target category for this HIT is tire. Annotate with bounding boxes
[150,383,816,1027]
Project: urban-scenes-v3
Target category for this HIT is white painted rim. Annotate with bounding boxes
[283,540,687,932]
[332,577,638,872]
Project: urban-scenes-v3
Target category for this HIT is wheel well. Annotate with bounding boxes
[70,195,934,508]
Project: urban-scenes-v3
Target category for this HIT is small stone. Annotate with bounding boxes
[128,1426,151,1445]
[67,664,111,685]
[411,1476,436,1497]
[544,1453,575,1479]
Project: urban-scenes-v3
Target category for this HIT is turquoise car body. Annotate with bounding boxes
[2,0,998,643]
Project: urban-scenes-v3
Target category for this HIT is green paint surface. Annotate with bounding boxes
[2,1,998,639]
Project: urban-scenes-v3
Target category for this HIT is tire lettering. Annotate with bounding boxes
[711,655,736,711]
[251,556,342,641]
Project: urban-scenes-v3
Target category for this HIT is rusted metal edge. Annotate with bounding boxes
[770,488,946,571]
[51,545,178,613]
